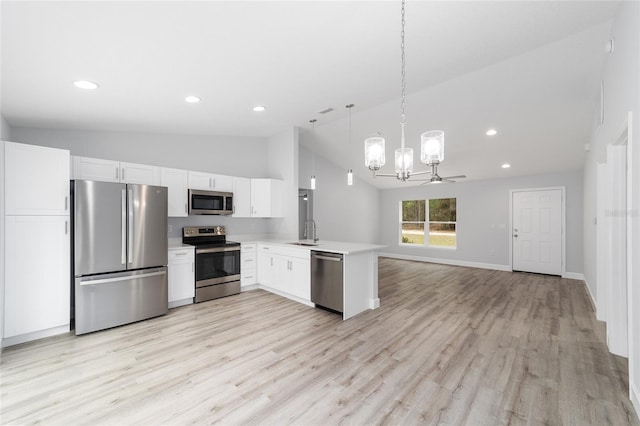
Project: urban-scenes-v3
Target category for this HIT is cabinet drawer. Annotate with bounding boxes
[241,243,257,252]
[168,248,194,261]
[242,252,256,267]
[241,269,257,285]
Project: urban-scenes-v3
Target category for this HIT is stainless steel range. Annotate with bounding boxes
[182,226,240,303]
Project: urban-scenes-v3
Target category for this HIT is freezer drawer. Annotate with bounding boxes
[311,251,344,313]
[75,267,168,335]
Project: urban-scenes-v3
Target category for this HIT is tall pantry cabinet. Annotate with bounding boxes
[1,141,71,347]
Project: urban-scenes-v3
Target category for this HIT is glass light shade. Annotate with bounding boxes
[420,130,444,164]
[395,147,414,174]
[310,175,316,190]
[364,137,386,170]
[347,169,353,186]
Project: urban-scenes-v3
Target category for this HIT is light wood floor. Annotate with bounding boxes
[1,258,638,425]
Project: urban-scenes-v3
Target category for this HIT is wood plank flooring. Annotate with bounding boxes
[1,258,638,425]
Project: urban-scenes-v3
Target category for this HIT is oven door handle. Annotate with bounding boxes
[196,246,240,254]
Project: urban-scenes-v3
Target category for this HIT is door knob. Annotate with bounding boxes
[513,234,518,238]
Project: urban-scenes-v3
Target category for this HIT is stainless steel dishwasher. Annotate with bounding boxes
[311,251,344,313]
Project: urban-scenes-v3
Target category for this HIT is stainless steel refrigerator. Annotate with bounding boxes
[72,180,168,335]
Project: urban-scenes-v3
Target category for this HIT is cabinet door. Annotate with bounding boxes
[4,216,70,338]
[168,258,195,302]
[72,156,120,183]
[211,174,233,192]
[286,257,311,301]
[233,177,251,217]
[120,162,159,185]
[250,179,270,217]
[257,247,274,287]
[188,171,214,190]
[5,142,70,216]
[160,167,188,217]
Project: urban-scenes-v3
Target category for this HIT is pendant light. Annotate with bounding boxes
[346,104,354,186]
[363,0,451,183]
[310,119,317,190]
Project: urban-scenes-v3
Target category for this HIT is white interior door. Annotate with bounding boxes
[596,162,609,322]
[512,189,563,275]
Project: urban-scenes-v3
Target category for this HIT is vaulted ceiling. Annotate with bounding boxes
[1,1,618,188]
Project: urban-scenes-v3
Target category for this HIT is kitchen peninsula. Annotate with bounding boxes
[237,238,384,320]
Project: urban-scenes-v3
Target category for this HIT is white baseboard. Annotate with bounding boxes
[241,284,260,292]
[168,298,193,309]
[1,324,70,348]
[379,252,511,272]
[370,298,380,309]
[582,278,598,314]
[632,383,640,420]
[563,272,585,280]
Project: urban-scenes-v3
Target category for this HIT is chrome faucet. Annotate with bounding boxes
[304,219,319,242]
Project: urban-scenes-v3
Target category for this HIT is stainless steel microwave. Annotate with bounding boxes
[188,189,233,215]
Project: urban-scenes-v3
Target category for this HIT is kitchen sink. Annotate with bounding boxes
[288,242,318,247]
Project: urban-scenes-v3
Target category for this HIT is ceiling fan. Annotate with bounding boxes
[414,163,467,185]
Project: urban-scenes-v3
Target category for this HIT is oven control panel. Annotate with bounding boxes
[183,226,226,237]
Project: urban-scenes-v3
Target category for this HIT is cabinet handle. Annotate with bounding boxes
[244,259,254,262]
[270,258,273,267]
[209,178,212,187]
[116,167,119,180]
[175,252,188,256]
[245,275,254,279]
[185,203,188,213]
[211,178,216,188]
[65,220,68,235]
[64,196,68,211]
[122,167,126,181]
[192,262,194,272]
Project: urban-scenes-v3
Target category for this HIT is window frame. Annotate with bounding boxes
[399,198,457,250]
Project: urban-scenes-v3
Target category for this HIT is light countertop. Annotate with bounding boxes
[168,238,194,250]
[238,239,385,255]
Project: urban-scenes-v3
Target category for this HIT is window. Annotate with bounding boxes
[400,200,425,245]
[400,198,457,248]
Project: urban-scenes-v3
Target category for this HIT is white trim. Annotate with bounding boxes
[563,272,585,280]
[509,187,566,276]
[168,298,193,309]
[625,111,635,402]
[1,324,70,348]
[583,278,598,313]
[370,298,380,309]
[632,382,640,420]
[379,252,511,272]
[240,284,260,292]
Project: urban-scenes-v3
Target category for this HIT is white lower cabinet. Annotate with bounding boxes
[4,215,70,339]
[241,243,257,287]
[257,244,310,301]
[168,247,195,308]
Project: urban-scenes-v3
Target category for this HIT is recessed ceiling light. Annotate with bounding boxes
[486,129,498,136]
[185,96,201,103]
[74,80,99,90]
[253,106,266,112]
[501,163,511,169]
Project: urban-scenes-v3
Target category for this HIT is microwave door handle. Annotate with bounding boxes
[121,189,127,265]
[128,188,133,264]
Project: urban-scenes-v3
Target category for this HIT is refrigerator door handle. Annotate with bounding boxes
[121,189,127,265]
[128,188,133,264]
[79,270,166,286]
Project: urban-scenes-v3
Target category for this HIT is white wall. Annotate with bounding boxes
[298,144,380,244]
[379,171,583,273]
[9,126,274,237]
[582,1,640,411]
[0,115,10,141]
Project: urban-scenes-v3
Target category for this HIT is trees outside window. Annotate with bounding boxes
[400,198,456,248]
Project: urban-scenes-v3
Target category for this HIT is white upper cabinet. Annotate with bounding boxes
[72,156,159,185]
[72,156,119,182]
[188,171,233,192]
[160,167,188,217]
[232,177,251,217]
[251,179,284,218]
[119,161,159,185]
[5,142,70,216]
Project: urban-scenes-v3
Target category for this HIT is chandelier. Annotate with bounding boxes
[363,0,452,182]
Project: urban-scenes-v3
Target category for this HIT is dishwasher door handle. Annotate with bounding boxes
[313,254,342,262]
